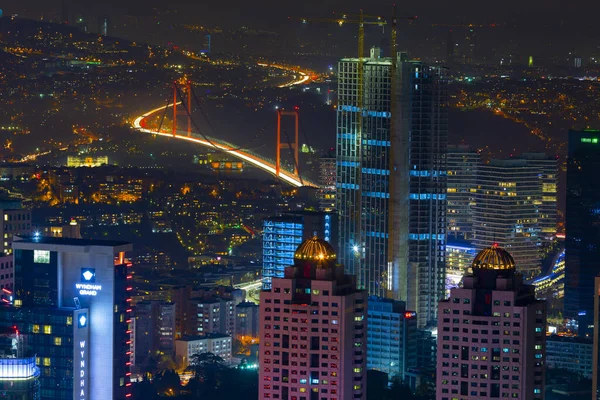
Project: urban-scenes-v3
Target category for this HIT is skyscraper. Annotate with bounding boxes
[436,245,546,400]
[473,159,549,277]
[447,145,480,242]
[10,236,133,400]
[259,236,368,400]
[336,49,447,326]
[565,130,600,336]
[262,211,336,289]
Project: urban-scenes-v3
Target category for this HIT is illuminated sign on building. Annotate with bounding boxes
[73,309,89,400]
[77,269,101,296]
[79,340,86,399]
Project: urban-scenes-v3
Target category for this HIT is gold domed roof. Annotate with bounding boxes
[294,236,336,264]
[472,244,515,270]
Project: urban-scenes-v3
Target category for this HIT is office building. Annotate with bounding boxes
[259,236,368,400]
[436,244,546,400]
[134,301,176,367]
[473,159,545,277]
[337,49,447,327]
[1,208,32,255]
[235,301,259,339]
[317,152,336,212]
[367,297,417,382]
[546,335,592,379]
[0,326,41,399]
[447,145,480,241]
[11,236,133,400]
[565,130,600,336]
[175,334,232,368]
[262,211,336,289]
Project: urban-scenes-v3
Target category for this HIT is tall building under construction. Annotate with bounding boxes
[336,48,447,327]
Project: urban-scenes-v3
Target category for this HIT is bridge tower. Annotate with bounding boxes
[276,108,300,178]
[172,80,192,137]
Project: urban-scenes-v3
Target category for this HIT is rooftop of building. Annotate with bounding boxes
[472,244,515,270]
[294,235,336,268]
[178,333,231,342]
[13,235,132,251]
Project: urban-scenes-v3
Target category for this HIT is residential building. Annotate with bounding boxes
[262,211,336,289]
[436,244,546,400]
[259,236,368,400]
[185,297,234,337]
[1,208,32,255]
[447,145,480,241]
[134,301,176,367]
[565,130,600,336]
[336,49,447,326]
[367,297,417,382]
[235,301,259,339]
[546,335,592,379]
[175,334,232,368]
[0,254,14,291]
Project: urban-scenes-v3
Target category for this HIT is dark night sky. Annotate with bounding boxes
[2,0,600,60]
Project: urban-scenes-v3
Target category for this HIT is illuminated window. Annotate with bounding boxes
[32,325,40,334]
[34,250,50,264]
[54,337,62,346]
[43,325,52,334]
[66,316,73,326]
[43,358,51,366]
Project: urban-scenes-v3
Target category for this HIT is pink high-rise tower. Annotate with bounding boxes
[259,236,368,400]
[437,244,546,400]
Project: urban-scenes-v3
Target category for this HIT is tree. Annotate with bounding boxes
[185,352,227,397]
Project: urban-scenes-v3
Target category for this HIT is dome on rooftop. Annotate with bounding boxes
[472,244,515,270]
[294,236,336,268]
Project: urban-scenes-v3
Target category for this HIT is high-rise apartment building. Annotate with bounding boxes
[175,334,232,368]
[367,297,417,382]
[259,236,368,400]
[473,159,546,277]
[565,130,600,336]
[336,49,447,326]
[436,245,546,400]
[134,301,176,367]
[262,211,336,289]
[447,145,480,241]
[9,236,133,400]
[235,301,259,339]
[185,298,235,337]
[1,208,32,255]
[318,152,336,212]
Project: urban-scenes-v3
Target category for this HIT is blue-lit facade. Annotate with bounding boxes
[565,130,600,336]
[262,211,336,289]
[445,242,476,293]
[336,50,447,326]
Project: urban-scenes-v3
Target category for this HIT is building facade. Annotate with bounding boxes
[473,159,544,277]
[259,236,368,400]
[134,301,176,367]
[175,334,232,368]
[262,211,336,289]
[235,301,259,339]
[1,208,32,255]
[546,335,592,379]
[565,130,600,335]
[336,49,447,326]
[367,297,417,382]
[12,236,133,400]
[445,243,477,293]
[447,145,480,241]
[436,245,546,400]
[318,153,336,212]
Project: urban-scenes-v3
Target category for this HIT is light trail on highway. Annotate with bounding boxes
[132,104,317,188]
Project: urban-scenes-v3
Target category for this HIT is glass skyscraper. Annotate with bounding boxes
[336,49,447,326]
[447,145,480,241]
[565,130,600,336]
